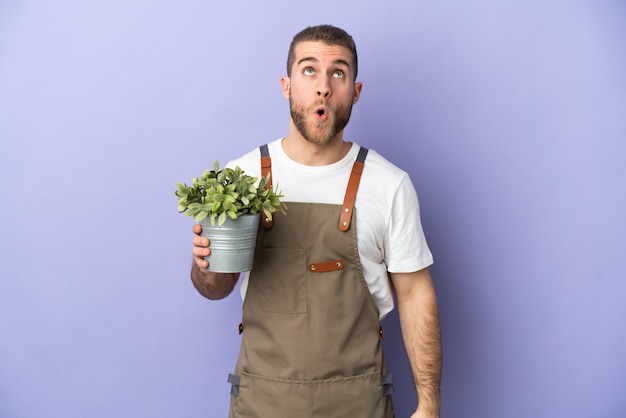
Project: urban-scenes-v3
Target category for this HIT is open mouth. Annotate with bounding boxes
[314,106,328,121]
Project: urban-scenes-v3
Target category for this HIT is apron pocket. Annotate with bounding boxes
[251,248,308,314]
[232,371,385,418]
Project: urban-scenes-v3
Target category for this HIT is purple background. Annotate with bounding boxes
[1,1,625,417]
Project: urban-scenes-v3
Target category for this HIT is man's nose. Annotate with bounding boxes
[316,76,331,98]
[317,89,330,98]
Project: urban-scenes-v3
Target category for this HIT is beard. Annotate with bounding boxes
[289,95,353,146]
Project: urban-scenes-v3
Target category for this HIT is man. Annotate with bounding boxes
[190,25,441,418]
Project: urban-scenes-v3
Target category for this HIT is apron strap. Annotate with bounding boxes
[228,374,241,396]
[259,144,273,229]
[381,373,394,396]
[339,146,368,232]
[259,144,369,232]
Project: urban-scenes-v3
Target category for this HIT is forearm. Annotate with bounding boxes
[190,261,239,300]
[394,271,442,416]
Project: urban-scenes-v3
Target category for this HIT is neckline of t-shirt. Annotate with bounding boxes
[271,138,360,173]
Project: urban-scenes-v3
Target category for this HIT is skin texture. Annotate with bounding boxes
[391,269,442,418]
[286,42,357,147]
[190,40,441,417]
[279,41,362,165]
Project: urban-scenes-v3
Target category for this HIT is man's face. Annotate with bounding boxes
[282,41,362,145]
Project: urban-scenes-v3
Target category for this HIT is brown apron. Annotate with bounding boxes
[228,145,394,418]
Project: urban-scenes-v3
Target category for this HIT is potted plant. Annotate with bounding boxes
[176,160,287,272]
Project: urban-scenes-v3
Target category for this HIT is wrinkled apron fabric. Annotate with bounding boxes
[228,147,394,418]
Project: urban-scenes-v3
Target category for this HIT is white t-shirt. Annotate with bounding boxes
[227,139,433,319]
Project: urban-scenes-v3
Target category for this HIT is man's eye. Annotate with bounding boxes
[304,68,315,75]
[333,70,344,78]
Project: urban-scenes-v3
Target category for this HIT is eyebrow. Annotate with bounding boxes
[296,56,351,69]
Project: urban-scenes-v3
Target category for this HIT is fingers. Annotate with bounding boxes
[194,255,209,270]
[192,234,209,248]
[192,242,210,270]
[192,223,209,248]
[192,223,210,269]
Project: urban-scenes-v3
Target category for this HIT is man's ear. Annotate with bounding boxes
[353,81,363,104]
[280,76,290,99]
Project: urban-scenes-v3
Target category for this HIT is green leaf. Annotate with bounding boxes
[176,161,286,222]
[194,210,209,222]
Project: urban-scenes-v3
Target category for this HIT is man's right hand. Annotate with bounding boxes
[189,223,240,300]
